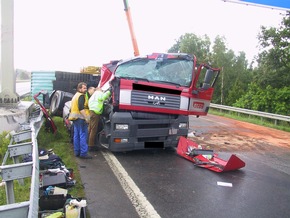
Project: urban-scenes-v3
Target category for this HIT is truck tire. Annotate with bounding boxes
[50,91,73,117]
[50,90,63,116]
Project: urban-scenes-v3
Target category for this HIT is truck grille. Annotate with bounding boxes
[131,91,180,110]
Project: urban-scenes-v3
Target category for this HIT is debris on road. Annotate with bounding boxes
[177,136,245,173]
[217,181,233,187]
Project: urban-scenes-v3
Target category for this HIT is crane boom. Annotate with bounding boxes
[123,0,140,56]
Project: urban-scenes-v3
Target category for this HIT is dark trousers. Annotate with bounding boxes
[88,111,100,147]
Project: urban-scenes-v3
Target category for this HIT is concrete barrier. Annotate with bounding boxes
[0,101,34,133]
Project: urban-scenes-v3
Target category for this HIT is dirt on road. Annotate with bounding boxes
[189,115,290,153]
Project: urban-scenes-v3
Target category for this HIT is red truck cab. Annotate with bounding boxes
[97,52,219,151]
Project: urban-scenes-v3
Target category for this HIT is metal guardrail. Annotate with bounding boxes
[19,92,31,100]
[0,112,43,218]
[210,103,290,125]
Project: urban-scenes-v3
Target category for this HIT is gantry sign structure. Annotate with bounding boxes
[223,0,290,11]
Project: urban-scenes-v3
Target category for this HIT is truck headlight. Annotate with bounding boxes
[114,138,129,143]
[179,123,188,128]
[115,124,129,130]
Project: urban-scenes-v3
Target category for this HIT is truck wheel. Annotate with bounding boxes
[50,91,73,117]
[50,90,63,116]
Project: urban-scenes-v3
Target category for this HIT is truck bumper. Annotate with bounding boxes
[107,112,188,152]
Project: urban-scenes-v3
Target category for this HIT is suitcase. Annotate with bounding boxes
[41,173,67,189]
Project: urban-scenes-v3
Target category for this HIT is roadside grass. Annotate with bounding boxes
[0,117,85,206]
[209,108,290,132]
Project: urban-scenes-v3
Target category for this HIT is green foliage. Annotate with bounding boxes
[0,131,10,161]
[21,96,32,101]
[0,132,10,204]
[255,14,290,88]
[232,14,290,115]
[168,33,211,63]
[0,179,32,204]
[234,83,290,115]
[274,86,290,115]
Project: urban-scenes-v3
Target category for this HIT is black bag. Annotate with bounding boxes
[39,154,64,170]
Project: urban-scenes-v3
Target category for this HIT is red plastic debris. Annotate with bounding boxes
[177,136,245,172]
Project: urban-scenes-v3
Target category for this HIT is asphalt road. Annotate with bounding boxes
[77,114,290,218]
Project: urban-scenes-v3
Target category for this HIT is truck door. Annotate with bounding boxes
[98,61,119,89]
[187,65,220,116]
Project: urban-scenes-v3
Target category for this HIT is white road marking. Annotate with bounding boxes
[217,181,233,187]
[101,150,161,218]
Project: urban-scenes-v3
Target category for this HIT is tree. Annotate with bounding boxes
[210,36,251,105]
[234,84,290,115]
[234,14,290,115]
[15,69,31,80]
[255,13,290,88]
[168,34,252,105]
[168,33,211,63]
[227,52,252,105]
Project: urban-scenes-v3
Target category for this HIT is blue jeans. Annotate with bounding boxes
[73,119,88,157]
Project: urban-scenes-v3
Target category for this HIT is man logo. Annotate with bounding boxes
[148,95,166,105]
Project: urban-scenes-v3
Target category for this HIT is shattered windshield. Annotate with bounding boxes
[114,58,193,87]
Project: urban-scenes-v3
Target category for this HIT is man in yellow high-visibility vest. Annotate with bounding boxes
[69,82,94,159]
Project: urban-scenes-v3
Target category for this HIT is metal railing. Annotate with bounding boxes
[0,113,43,218]
[210,103,290,125]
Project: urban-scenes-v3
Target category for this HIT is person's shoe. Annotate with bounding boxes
[79,155,92,159]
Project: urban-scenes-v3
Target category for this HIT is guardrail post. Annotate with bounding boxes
[8,142,33,185]
[5,181,15,204]
[0,162,33,204]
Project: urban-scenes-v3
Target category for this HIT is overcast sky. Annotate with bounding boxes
[9,0,287,72]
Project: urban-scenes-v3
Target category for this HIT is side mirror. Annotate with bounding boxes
[202,69,214,90]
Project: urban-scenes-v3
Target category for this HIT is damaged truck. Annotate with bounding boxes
[59,52,220,152]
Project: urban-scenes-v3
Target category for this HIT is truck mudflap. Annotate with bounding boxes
[177,136,245,172]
